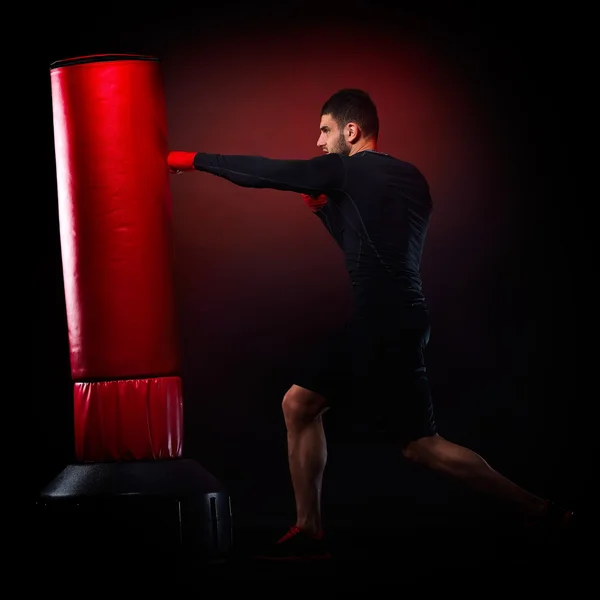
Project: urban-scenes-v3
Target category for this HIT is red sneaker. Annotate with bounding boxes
[254,526,332,561]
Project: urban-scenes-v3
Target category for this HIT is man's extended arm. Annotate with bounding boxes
[168,151,345,196]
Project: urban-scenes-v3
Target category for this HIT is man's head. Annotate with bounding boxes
[317,89,379,156]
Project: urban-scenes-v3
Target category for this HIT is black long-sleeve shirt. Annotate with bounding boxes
[192,150,432,323]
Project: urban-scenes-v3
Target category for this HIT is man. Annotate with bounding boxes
[167,88,574,560]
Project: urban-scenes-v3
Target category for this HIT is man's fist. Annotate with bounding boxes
[167,151,197,174]
[301,193,328,212]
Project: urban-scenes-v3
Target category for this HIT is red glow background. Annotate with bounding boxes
[158,28,527,432]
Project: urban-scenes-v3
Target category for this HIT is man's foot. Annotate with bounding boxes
[536,501,576,531]
[523,501,581,568]
[254,526,332,561]
[523,500,577,550]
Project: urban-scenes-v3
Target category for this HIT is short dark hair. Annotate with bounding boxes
[321,89,379,140]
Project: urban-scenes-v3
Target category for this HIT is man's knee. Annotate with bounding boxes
[282,385,328,425]
[401,433,441,465]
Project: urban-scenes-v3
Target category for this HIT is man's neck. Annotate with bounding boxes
[349,140,377,156]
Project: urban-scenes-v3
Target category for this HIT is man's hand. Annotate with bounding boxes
[167,151,197,174]
[301,193,328,212]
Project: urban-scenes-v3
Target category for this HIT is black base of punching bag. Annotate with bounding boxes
[36,458,232,562]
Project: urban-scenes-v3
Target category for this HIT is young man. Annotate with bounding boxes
[168,89,574,560]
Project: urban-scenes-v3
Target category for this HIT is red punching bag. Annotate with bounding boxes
[51,54,182,462]
[39,55,231,560]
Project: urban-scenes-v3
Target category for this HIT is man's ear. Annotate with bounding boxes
[346,122,360,143]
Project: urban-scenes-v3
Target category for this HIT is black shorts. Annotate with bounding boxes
[293,313,437,443]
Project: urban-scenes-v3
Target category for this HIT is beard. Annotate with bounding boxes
[331,134,351,156]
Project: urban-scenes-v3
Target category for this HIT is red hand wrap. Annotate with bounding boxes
[301,193,328,212]
[167,151,197,172]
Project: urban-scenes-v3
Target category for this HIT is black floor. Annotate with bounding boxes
[28,440,589,588]
[28,506,587,589]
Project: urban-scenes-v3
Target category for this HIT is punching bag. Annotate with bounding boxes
[38,54,231,560]
[52,53,182,461]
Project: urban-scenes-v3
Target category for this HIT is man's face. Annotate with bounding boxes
[317,113,351,156]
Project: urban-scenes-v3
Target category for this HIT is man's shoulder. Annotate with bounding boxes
[358,149,411,164]
[352,151,429,185]
[309,153,344,162]
[352,150,421,170]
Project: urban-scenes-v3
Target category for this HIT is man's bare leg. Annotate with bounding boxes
[282,385,329,535]
[402,434,547,515]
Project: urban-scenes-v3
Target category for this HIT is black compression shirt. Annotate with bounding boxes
[192,150,432,322]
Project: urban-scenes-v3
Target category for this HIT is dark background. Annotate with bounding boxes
[32,1,585,562]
